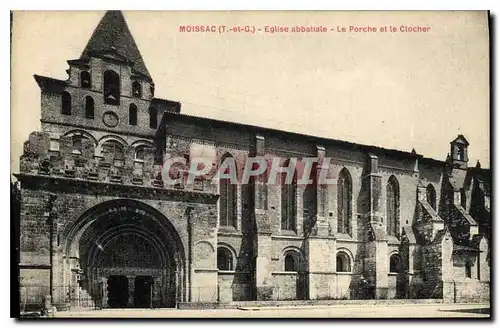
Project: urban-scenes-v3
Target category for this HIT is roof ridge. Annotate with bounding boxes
[80,11,152,80]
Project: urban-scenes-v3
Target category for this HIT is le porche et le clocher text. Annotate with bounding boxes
[178,24,432,34]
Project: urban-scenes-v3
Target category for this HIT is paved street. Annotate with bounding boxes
[53,303,490,318]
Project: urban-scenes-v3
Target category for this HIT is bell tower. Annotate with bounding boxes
[449,134,469,169]
[35,11,180,139]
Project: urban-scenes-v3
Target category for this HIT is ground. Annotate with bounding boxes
[51,303,490,318]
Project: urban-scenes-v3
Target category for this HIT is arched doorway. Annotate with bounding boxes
[63,199,186,308]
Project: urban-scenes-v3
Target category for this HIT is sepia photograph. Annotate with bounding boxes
[10,10,491,319]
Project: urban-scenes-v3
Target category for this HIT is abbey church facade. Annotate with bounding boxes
[15,11,490,310]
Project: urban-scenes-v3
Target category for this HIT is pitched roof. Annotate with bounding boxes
[450,134,470,146]
[469,167,491,197]
[80,11,151,80]
[161,111,427,160]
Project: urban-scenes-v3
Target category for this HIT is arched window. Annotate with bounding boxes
[389,254,402,273]
[219,154,237,228]
[426,184,437,210]
[132,81,142,98]
[217,247,233,271]
[336,251,351,272]
[101,140,124,161]
[85,96,94,119]
[103,70,120,105]
[386,176,400,237]
[284,253,298,272]
[61,92,72,115]
[80,71,91,89]
[129,104,138,126]
[337,168,352,235]
[149,107,158,129]
[465,260,472,278]
[457,145,465,161]
[281,160,297,231]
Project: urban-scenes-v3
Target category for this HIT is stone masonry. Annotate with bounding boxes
[15,11,490,311]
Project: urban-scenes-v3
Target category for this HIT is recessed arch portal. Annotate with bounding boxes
[63,199,186,308]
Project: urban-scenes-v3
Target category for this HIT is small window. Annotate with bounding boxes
[457,145,465,161]
[150,84,155,97]
[389,254,402,273]
[49,139,60,152]
[135,145,151,161]
[85,96,94,119]
[465,261,472,278]
[426,184,437,210]
[80,71,91,89]
[217,247,233,271]
[61,92,72,115]
[136,147,145,161]
[284,254,297,272]
[132,81,142,98]
[149,107,158,129]
[129,104,138,125]
[336,251,351,273]
[72,136,85,154]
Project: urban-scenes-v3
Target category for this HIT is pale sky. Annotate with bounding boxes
[11,11,490,171]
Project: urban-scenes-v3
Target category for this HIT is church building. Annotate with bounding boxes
[15,11,490,310]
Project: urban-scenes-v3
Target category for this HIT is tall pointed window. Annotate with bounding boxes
[61,92,72,115]
[149,107,158,129]
[386,175,400,237]
[337,168,352,235]
[103,70,120,105]
[80,71,91,89]
[132,81,142,98]
[460,188,467,209]
[219,154,237,228]
[129,104,138,126]
[85,96,94,119]
[426,184,437,211]
[281,160,297,231]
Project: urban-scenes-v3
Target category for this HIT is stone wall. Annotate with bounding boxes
[17,84,491,308]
